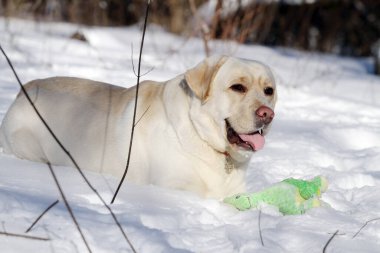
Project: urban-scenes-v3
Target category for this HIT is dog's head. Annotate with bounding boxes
[185,55,277,162]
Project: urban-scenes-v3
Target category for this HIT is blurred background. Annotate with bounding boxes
[0,0,379,73]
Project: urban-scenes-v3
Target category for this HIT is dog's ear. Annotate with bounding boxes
[185,55,227,102]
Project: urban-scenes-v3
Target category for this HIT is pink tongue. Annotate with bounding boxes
[238,133,265,151]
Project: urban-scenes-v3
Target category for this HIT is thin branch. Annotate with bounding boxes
[0,43,136,252]
[134,105,151,127]
[352,217,380,239]
[0,231,50,241]
[131,44,137,77]
[47,163,92,253]
[25,200,59,233]
[130,43,154,78]
[111,0,151,204]
[188,0,211,56]
[258,210,264,246]
[322,230,339,253]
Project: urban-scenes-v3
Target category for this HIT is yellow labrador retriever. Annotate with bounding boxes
[0,55,276,198]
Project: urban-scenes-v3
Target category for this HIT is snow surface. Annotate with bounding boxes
[1,18,380,253]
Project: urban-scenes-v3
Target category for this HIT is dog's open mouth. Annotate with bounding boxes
[226,120,265,151]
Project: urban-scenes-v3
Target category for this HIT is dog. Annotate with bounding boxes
[0,55,277,198]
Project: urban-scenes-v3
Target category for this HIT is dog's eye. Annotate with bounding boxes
[230,84,247,93]
[264,87,274,96]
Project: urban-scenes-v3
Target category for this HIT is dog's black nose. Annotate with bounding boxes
[256,106,274,124]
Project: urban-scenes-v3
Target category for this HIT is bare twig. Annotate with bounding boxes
[111,0,151,204]
[352,217,380,239]
[0,43,136,252]
[258,210,264,246]
[47,163,92,253]
[322,230,339,253]
[134,105,151,127]
[0,231,50,241]
[25,200,59,233]
[188,0,210,56]
[131,43,154,77]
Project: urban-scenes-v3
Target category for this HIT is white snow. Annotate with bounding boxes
[1,18,380,253]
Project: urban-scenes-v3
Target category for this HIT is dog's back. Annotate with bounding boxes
[0,77,132,170]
